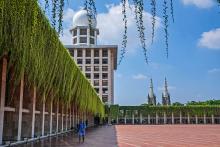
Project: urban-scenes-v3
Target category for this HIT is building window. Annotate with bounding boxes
[94,73,99,79]
[94,80,99,86]
[102,80,108,86]
[90,37,95,44]
[77,50,82,57]
[94,49,99,57]
[102,59,108,64]
[102,66,108,71]
[86,59,91,64]
[85,73,91,79]
[69,50,74,57]
[103,49,108,57]
[90,29,95,36]
[94,59,99,64]
[80,37,87,43]
[80,29,87,35]
[102,88,108,94]
[85,66,91,71]
[102,95,108,103]
[77,59,83,64]
[86,50,91,57]
[73,38,77,44]
[102,73,108,79]
[94,66,99,71]
[73,29,77,36]
[79,66,82,70]
[95,88,99,93]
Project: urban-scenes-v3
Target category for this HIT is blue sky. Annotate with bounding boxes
[55,0,220,105]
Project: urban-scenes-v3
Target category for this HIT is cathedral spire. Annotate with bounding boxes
[148,78,156,105]
[162,77,171,105]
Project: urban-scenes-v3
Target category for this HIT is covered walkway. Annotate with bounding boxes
[17,126,117,147]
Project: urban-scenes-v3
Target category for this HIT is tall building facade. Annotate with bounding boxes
[162,78,171,105]
[66,9,117,104]
[148,78,156,105]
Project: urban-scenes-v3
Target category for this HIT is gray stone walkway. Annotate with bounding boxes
[17,126,117,147]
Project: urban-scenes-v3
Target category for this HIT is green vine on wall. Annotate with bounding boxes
[0,0,104,117]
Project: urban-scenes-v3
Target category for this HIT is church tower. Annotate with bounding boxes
[148,78,156,105]
[162,78,171,105]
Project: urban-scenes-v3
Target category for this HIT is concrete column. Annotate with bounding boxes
[65,107,68,131]
[148,114,150,124]
[204,113,206,124]
[171,112,174,124]
[87,28,90,45]
[156,113,158,125]
[180,111,182,124]
[187,113,190,124]
[41,98,45,136]
[31,86,36,138]
[49,101,53,134]
[17,74,24,141]
[0,57,7,145]
[69,108,71,129]
[116,116,119,124]
[72,106,74,128]
[124,116,126,124]
[140,113,143,124]
[195,115,198,124]
[132,113,134,124]
[61,105,64,132]
[56,102,59,133]
[163,112,167,124]
[76,27,80,44]
[212,114,214,124]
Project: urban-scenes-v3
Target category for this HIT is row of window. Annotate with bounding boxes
[73,37,95,44]
[93,80,108,86]
[77,58,108,64]
[85,73,108,79]
[85,66,108,71]
[71,49,108,57]
[73,28,95,36]
[94,88,108,94]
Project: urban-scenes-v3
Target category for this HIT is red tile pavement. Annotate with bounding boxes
[116,125,220,147]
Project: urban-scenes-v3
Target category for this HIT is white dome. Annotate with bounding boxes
[72,9,97,28]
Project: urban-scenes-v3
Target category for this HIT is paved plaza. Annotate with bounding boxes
[18,125,220,147]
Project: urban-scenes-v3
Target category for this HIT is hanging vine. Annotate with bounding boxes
[151,0,156,44]
[163,0,169,58]
[51,0,58,28]
[118,0,128,65]
[170,0,174,23]
[58,0,64,35]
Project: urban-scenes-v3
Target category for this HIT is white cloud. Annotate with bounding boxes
[59,8,76,45]
[97,3,161,54]
[208,68,220,74]
[158,86,176,91]
[132,74,148,80]
[198,28,220,50]
[182,0,215,8]
[59,2,161,51]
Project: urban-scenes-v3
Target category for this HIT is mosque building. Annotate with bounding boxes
[65,9,118,104]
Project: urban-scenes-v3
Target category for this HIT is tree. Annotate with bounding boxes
[172,102,184,106]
